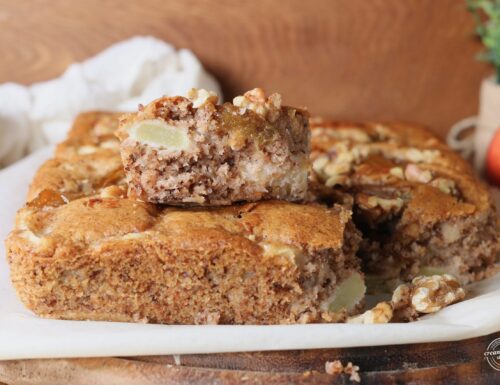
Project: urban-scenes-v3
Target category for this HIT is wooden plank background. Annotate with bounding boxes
[0,0,493,137]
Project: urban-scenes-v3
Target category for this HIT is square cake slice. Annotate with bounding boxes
[116,88,310,205]
[6,198,363,325]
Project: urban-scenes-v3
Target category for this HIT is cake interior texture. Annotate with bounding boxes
[116,88,310,205]
[5,112,364,325]
[310,119,499,286]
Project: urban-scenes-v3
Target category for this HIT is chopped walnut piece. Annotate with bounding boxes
[357,194,404,212]
[430,177,457,195]
[232,88,282,117]
[325,174,349,187]
[324,160,352,177]
[404,164,433,183]
[312,156,329,175]
[186,88,218,108]
[347,301,393,324]
[391,283,418,322]
[391,282,410,305]
[389,166,404,179]
[312,142,357,184]
[320,127,371,143]
[334,146,356,164]
[404,148,440,163]
[411,274,465,313]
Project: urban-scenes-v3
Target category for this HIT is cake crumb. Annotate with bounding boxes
[325,360,344,375]
[325,360,360,382]
[346,301,393,324]
[344,362,361,383]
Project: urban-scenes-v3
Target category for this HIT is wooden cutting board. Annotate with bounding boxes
[0,332,498,384]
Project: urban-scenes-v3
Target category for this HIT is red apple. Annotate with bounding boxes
[486,128,500,186]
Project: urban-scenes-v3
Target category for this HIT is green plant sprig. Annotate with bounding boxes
[467,0,500,83]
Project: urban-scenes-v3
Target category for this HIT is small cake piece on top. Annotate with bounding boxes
[116,88,310,205]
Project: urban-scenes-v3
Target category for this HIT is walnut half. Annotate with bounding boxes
[410,274,465,313]
[391,274,465,320]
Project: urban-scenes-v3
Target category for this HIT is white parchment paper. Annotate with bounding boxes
[0,148,499,360]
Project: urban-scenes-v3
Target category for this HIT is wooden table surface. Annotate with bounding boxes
[0,332,499,384]
[0,0,493,137]
[0,1,498,384]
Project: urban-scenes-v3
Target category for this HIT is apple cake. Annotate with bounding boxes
[116,88,310,205]
[5,112,365,325]
[309,119,499,286]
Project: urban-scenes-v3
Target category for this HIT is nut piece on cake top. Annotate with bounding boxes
[116,88,310,206]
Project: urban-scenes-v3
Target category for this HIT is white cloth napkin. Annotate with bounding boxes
[0,36,221,168]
